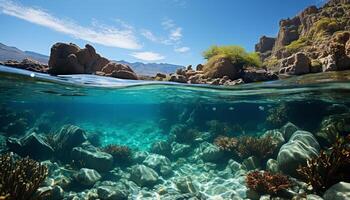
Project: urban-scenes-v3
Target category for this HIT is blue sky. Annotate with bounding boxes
[0,0,326,65]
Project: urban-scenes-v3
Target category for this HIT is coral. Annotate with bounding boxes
[214,135,277,161]
[317,113,350,145]
[297,135,350,193]
[266,103,289,128]
[206,120,231,136]
[246,170,291,195]
[102,144,132,165]
[170,124,199,144]
[236,135,277,161]
[0,153,48,200]
[214,136,238,152]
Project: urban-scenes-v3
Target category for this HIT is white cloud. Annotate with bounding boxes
[174,46,190,53]
[170,27,182,41]
[140,29,159,42]
[161,18,176,30]
[130,51,165,61]
[0,0,141,50]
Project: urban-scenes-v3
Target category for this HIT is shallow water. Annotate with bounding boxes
[1,65,350,199]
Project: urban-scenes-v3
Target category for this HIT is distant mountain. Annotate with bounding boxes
[0,43,49,64]
[115,60,183,76]
[0,42,183,76]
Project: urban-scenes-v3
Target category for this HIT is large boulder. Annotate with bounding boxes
[277,130,320,177]
[48,43,138,80]
[8,132,54,160]
[54,125,87,159]
[2,58,48,73]
[242,68,278,83]
[279,52,311,75]
[323,182,350,200]
[203,56,241,80]
[71,145,113,172]
[129,164,159,188]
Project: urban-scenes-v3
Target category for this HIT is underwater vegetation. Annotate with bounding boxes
[297,135,350,193]
[102,144,132,166]
[266,103,289,128]
[214,135,278,162]
[0,153,48,200]
[317,113,350,146]
[246,170,291,196]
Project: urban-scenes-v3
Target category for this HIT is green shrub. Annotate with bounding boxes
[314,18,340,34]
[285,37,310,53]
[202,45,262,68]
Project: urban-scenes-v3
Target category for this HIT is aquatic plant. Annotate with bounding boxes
[102,144,132,165]
[206,120,231,137]
[170,124,199,144]
[236,135,277,161]
[297,135,350,193]
[317,113,350,146]
[214,135,238,152]
[246,171,291,195]
[214,135,277,161]
[0,153,48,200]
[266,103,289,128]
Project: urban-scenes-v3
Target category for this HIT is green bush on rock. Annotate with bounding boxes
[202,45,262,68]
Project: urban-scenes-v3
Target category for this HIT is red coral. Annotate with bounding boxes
[297,135,350,193]
[214,135,238,152]
[246,171,291,195]
[102,144,132,165]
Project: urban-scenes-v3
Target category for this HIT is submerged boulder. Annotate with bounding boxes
[323,182,350,200]
[277,130,320,177]
[54,125,87,159]
[71,144,113,172]
[130,164,159,188]
[75,168,101,186]
[143,154,172,176]
[7,132,54,160]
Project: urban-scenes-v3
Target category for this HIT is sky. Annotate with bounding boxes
[0,0,326,66]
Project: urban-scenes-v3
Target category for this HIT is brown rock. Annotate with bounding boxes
[203,56,241,80]
[255,36,276,53]
[3,58,48,73]
[48,43,84,74]
[99,62,138,80]
[279,52,311,75]
[196,64,204,71]
[169,74,187,83]
[242,68,278,83]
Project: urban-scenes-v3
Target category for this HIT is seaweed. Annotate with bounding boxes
[214,135,277,162]
[0,153,48,200]
[102,144,132,166]
[246,170,291,195]
[297,135,350,193]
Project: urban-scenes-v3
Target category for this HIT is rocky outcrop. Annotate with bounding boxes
[323,182,350,200]
[2,58,48,73]
[255,36,276,54]
[48,43,138,80]
[279,52,311,75]
[203,56,241,80]
[260,0,350,74]
[75,168,101,186]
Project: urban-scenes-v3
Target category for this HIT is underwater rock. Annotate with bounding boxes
[143,154,172,176]
[242,156,261,171]
[8,132,54,160]
[323,182,350,200]
[132,151,150,163]
[175,176,198,194]
[75,168,101,186]
[261,129,286,151]
[71,145,113,172]
[266,159,279,174]
[277,130,320,177]
[97,185,128,200]
[151,140,172,157]
[171,142,192,158]
[307,194,324,200]
[35,185,64,200]
[54,125,87,152]
[227,159,244,173]
[0,135,7,152]
[280,122,299,141]
[129,164,159,188]
[197,142,224,163]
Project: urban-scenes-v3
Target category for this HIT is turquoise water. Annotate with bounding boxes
[1,65,350,199]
